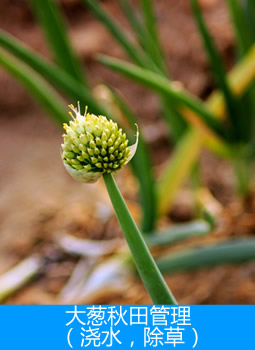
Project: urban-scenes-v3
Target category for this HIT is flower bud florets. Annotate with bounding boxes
[62,104,138,183]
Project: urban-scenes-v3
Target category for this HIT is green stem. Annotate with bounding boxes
[234,155,253,197]
[103,172,177,305]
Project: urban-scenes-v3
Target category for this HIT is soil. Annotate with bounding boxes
[1,0,255,304]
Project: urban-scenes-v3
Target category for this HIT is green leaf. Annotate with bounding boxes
[0,48,68,125]
[245,0,255,39]
[117,1,187,140]
[228,0,255,141]
[118,0,144,44]
[191,0,245,141]
[29,0,86,84]
[158,44,255,215]
[118,0,159,67]
[157,238,255,274]
[160,96,187,142]
[157,128,202,214]
[0,30,103,116]
[140,0,158,44]
[227,0,254,56]
[98,55,228,140]
[238,88,255,142]
[82,0,155,70]
[110,90,157,232]
[146,220,212,247]
[139,0,167,73]
[157,44,255,215]
[138,0,167,75]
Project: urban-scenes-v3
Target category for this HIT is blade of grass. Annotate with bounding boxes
[191,0,246,141]
[146,220,212,247]
[158,44,255,215]
[205,44,255,141]
[157,238,255,274]
[227,0,255,141]
[118,0,186,139]
[225,45,255,96]
[238,89,255,142]
[0,30,104,116]
[234,146,254,196]
[118,0,144,43]
[82,0,156,71]
[110,90,157,233]
[140,0,158,44]
[227,0,254,56]
[29,0,85,84]
[119,0,167,74]
[119,0,186,138]
[245,0,255,39]
[103,172,177,304]
[160,96,188,142]
[98,55,228,140]
[119,0,187,139]
[139,0,167,73]
[0,48,68,125]
[158,129,203,215]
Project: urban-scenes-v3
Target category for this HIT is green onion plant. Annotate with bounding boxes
[0,1,156,233]
[1,0,255,299]
[61,104,177,304]
[93,0,255,207]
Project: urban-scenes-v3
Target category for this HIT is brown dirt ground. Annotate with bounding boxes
[1,0,255,304]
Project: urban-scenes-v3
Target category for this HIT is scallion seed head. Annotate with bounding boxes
[62,104,138,183]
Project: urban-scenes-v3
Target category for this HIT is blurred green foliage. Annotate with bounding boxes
[1,0,255,274]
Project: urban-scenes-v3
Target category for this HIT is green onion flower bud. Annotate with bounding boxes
[62,104,138,183]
